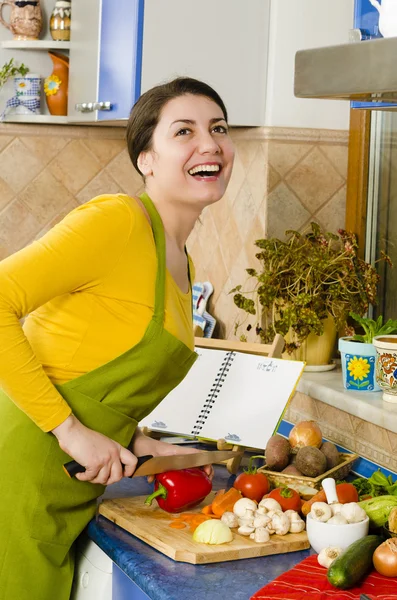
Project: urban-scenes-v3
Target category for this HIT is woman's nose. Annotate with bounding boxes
[198,131,221,154]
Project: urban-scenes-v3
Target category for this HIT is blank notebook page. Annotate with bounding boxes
[197,352,304,449]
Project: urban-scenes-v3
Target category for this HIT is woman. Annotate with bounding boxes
[0,77,234,600]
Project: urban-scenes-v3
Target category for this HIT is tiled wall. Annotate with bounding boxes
[286,392,397,474]
[0,123,348,339]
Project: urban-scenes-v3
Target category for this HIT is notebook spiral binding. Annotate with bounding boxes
[191,351,236,436]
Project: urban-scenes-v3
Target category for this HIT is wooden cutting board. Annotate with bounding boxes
[98,495,310,564]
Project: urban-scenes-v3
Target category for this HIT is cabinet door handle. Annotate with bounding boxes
[75,102,113,112]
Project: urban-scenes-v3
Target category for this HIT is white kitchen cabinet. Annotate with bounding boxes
[0,0,270,126]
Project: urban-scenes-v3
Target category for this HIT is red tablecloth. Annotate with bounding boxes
[250,555,397,599]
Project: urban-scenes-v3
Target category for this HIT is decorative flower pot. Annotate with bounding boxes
[338,337,380,392]
[373,335,397,403]
[44,50,69,116]
[283,315,337,370]
[2,74,41,119]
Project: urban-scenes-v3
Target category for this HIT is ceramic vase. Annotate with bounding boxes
[44,51,69,116]
[283,315,337,370]
[338,337,380,392]
[49,0,71,42]
[0,0,42,40]
[373,335,397,403]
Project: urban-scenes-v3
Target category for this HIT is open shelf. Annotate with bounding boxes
[3,114,69,124]
[0,40,70,50]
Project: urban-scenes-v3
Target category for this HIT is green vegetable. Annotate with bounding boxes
[351,470,397,499]
[327,535,384,589]
[358,495,397,527]
[350,312,397,344]
[192,519,233,545]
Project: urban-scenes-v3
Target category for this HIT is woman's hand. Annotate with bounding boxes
[52,414,138,485]
[130,428,214,483]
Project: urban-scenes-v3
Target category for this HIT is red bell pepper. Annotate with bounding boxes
[144,468,212,513]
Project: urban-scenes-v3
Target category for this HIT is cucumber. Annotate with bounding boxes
[327,535,384,589]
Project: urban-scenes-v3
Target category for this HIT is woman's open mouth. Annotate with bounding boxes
[187,164,222,181]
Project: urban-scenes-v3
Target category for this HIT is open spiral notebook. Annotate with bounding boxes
[139,347,305,449]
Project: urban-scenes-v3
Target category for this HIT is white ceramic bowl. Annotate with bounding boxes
[306,513,369,554]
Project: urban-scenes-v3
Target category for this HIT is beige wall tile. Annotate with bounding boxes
[218,214,243,273]
[0,200,41,254]
[232,180,259,240]
[285,147,344,212]
[287,391,320,420]
[49,140,102,195]
[246,144,269,208]
[21,136,69,166]
[76,170,123,204]
[267,182,311,240]
[0,177,14,212]
[268,141,312,176]
[225,147,246,207]
[82,139,126,167]
[236,140,260,171]
[0,139,44,193]
[316,186,346,234]
[19,169,75,227]
[106,149,143,195]
[319,145,348,179]
[35,199,80,239]
[0,135,14,152]
[204,245,228,305]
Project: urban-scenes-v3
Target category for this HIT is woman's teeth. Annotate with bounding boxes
[188,164,220,176]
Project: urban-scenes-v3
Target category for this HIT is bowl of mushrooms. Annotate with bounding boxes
[306,478,369,554]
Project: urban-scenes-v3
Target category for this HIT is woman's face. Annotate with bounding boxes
[140,94,235,208]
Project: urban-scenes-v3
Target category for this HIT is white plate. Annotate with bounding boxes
[304,363,337,372]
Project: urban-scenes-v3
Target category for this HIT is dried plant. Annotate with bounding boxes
[231,222,392,354]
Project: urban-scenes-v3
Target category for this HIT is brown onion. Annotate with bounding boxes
[288,420,322,450]
[373,538,397,577]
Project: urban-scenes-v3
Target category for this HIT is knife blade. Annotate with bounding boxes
[63,450,243,478]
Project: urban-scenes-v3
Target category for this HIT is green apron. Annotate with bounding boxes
[0,193,197,600]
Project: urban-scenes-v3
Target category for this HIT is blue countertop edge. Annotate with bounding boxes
[86,467,313,600]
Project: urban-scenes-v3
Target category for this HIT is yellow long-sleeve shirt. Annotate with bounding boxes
[0,194,194,432]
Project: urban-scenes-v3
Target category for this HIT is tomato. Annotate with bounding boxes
[233,472,270,502]
[268,487,301,512]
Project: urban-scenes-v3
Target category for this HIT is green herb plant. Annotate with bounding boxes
[0,58,29,89]
[349,312,397,344]
[352,470,397,500]
[231,223,392,354]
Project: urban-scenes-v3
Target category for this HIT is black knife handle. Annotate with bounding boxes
[63,455,154,478]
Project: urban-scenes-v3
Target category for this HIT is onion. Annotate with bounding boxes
[289,420,322,450]
[373,538,397,577]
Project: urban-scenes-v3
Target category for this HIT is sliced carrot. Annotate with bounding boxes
[169,521,187,529]
[211,487,242,517]
[189,514,212,533]
[201,504,214,515]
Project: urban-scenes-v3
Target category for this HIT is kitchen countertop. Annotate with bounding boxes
[87,465,312,600]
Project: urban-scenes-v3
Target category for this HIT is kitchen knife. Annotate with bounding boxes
[63,450,243,478]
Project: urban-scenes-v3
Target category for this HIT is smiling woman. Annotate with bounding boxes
[0,77,234,600]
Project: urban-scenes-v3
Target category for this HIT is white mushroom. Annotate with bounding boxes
[255,507,267,516]
[221,511,238,528]
[233,498,258,518]
[266,509,283,520]
[271,512,290,536]
[311,502,332,522]
[253,514,271,529]
[238,525,255,536]
[289,518,305,533]
[252,527,270,543]
[258,498,282,513]
[238,515,255,528]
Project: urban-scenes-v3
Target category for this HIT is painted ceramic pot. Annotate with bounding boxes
[338,337,380,392]
[373,335,397,403]
[44,51,69,116]
[49,0,71,41]
[0,0,42,41]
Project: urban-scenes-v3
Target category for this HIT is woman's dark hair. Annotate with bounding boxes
[126,77,228,175]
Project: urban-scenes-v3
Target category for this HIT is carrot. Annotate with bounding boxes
[211,487,242,517]
[201,504,214,515]
[189,514,212,533]
[301,482,359,516]
[169,521,187,529]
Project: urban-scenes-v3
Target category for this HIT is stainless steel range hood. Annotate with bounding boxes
[294,36,397,105]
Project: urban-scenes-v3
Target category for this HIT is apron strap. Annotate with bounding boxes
[138,192,166,323]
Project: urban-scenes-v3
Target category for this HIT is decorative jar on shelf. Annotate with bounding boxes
[44,51,69,116]
[2,73,41,120]
[0,0,42,40]
[49,0,71,42]
[373,335,397,403]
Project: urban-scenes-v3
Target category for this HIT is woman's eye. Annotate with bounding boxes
[176,128,191,136]
[212,125,228,134]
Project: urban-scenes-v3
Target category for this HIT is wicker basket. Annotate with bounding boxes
[257,452,358,491]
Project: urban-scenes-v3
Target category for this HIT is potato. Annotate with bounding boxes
[295,446,327,478]
[265,435,291,471]
[320,441,340,470]
[281,464,303,476]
